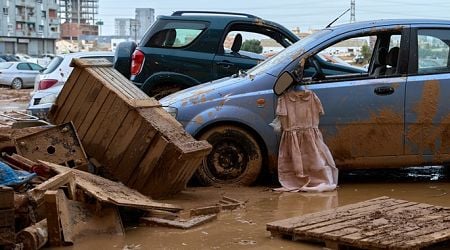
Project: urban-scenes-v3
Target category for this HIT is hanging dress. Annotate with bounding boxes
[275,89,338,192]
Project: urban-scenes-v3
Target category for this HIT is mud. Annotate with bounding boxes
[327,108,403,161]
[0,88,32,127]
[55,167,450,250]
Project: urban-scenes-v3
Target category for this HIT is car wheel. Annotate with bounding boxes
[195,125,263,186]
[146,83,185,100]
[11,78,23,89]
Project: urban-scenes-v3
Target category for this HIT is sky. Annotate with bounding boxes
[98,0,450,35]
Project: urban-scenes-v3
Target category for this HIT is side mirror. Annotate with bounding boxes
[273,71,294,96]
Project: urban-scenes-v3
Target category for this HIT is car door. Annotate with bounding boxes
[16,63,35,85]
[297,27,409,165]
[404,26,450,162]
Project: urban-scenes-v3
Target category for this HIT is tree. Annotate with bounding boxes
[361,43,371,63]
[241,39,263,54]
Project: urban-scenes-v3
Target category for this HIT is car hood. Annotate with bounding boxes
[160,74,254,106]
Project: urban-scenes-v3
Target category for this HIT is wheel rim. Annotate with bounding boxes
[12,79,21,89]
[204,138,249,182]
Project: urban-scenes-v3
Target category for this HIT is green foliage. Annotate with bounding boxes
[241,39,263,54]
[361,43,371,62]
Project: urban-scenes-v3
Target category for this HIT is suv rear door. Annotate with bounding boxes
[135,19,214,84]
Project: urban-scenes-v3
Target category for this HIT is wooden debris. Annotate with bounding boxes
[146,210,180,220]
[48,58,211,198]
[267,196,450,250]
[27,171,75,204]
[44,190,63,246]
[0,187,15,246]
[141,214,217,230]
[14,122,89,170]
[190,205,221,217]
[41,161,182,212]
[16,219,48,250]
[218,195,244,211]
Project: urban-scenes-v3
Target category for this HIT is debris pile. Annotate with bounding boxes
[0,58,217,249]
[48,58,211,198]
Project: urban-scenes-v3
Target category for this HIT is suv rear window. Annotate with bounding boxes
[145,21,207,48]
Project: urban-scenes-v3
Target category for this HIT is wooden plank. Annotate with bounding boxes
[110,113,157,181]
[190,205,221,217]
[88,98,131,161]
[129,135,169,189]
[140,214,217,229]
[70,58,113,68]
[71,79,103,129]
[100,66,149,99]
[27,171,75,203]
[86,67,134,100]
[271,198,408,237]
[62,74,95,124]
[77,86,110,138]
[96,67,141,99]
[103,111,144,175]
[48,68,82,122]
[52,71,90,125]
[40,161,182,212]
[81,93,115,145]
[17,219,48,250]
[44,190,62,246]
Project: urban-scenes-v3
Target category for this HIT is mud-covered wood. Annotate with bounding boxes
[49,58,211,198]
[267,196,450,250]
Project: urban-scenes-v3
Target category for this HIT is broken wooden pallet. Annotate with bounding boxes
[47,58,211,198]
[267,196,450,250]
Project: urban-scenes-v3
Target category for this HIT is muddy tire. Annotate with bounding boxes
[195,125,262,186]
[145,84,185,100]
[11,78,23,89]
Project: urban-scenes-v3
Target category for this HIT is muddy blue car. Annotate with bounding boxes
[161,19,450,186]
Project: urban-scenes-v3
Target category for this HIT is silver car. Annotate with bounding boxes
[0,62,44,89]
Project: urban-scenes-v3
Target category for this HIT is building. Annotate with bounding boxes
[58,0,99,40]
[0,0,60,56]
[114,18,137,38]
[135,8,154,40]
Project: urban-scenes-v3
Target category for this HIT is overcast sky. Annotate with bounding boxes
[98,0,450,35]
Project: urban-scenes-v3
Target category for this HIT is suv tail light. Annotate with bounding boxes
[38,79,58,90]
[130,49,145,76]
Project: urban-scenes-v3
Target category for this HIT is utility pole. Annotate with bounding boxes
[350,0,356,23]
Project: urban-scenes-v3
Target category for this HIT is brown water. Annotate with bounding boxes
[61,167,450,250]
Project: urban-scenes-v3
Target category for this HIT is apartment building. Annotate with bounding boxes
[0,0,60,56]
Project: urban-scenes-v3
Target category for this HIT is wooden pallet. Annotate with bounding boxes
[48,58,211,198]
[267,196,450,250]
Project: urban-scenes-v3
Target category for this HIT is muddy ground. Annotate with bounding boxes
[1,88,449,249]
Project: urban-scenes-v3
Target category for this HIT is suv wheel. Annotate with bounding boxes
[145,83,185,100]
[195,125,262,186]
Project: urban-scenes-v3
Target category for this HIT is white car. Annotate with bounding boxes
[27,51,114,119]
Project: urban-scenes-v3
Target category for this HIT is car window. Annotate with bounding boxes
[17,63,31,70]
[42,56,63,74]
[146,21,207,48]
[29,63,43,71]
[302,32,403,83]
[223,31,282,59]
[417,29,450,74]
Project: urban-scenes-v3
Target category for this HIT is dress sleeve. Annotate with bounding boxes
[276,95,287,116]
[313,92,325,115]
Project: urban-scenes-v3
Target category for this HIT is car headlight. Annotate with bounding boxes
[162,106,178,118]
[39,93,58,104]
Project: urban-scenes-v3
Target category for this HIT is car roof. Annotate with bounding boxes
[328,19,450,33]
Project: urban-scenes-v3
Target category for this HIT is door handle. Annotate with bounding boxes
[374,86,395,96]
[216,61,234,69]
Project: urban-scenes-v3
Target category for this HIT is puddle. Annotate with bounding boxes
[64,168,450,250]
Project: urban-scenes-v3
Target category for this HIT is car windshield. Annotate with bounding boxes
[247,29,332,76]
[42,56,63,74]
[0,62,13,69]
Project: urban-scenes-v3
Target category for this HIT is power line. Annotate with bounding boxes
[350,0,356,23]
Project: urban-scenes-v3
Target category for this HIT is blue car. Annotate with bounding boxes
[160,19,450,186]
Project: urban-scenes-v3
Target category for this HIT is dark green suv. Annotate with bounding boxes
[114,11,299,99]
